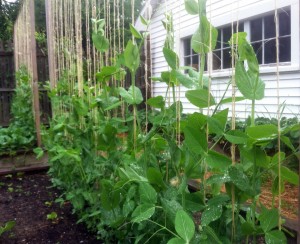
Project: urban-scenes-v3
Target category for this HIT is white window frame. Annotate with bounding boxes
[179,0,299,77]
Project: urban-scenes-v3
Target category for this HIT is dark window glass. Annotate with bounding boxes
[192,55,199,70]
[264,39,277,64]
[279,36,291,62]
[223,26,232,47]
[264,14,276,39]
[184,39,191,55]
[216,29,221,49]
[252,42,263,64]
[212,50,221,70]
[279,10,291,36]
[184,57,190,66]
[223,48,231,69]
[250,18,262,41]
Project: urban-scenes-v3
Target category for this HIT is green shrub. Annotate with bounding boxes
[0,67,36,154]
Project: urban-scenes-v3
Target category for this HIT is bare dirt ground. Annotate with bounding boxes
[0,171,101,244]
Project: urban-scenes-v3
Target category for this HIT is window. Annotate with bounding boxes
[250,9,291,64]
[212,23,243,70]
[182,37,206,72]
[182,7,291,71]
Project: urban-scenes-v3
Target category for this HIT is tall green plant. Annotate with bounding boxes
[0,67,36,153]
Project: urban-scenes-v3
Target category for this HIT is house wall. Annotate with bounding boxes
[139,0,300,119]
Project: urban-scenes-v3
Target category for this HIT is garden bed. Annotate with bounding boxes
[0,171,101,243]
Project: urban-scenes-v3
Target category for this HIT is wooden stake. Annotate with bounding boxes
[29,0,42,147]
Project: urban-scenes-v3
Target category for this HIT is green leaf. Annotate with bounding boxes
[265,230,287,244]
[207,116,224,136]
[280,135,296,152]
[147,167,166,190]
[184,124,207,155]
[101,180,120,210]
[246,124,278,141]
[201,205,223,226]
[235,61,265,100]
[168,238,186,244]
[139,182,157,204]
[167,238,186,244]
[185,89,216,108]
[175,210,195,242]
[33,147,44,159]
[46,212,58,220]
[130,24,143,39]
[161,199,183,225]
[224,130,248,144]
[203,226,223,244]
[124,40,140,73]
[92,32,109,52]
[119,85,143,105]
[241,222,256,235]
[192,15,218,54]
[206,150,231,171]
[163,47,179,70]
[173,70,196,89]
[131,204,155,223]
[281,166,299,185]
[258,208,279,232]
[271,176,285,196]
[184,0,199,15]
[218,96,245,105]
[212,109,228,132]
[207,174,231,185]
[96,66,117,82]
[207,194,230,206]
[0,221,15,235]
[228,166,251,192]
[146,96,165,109]
[140,15,150,26]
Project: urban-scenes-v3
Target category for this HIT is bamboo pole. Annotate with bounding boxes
[29,0,41,147]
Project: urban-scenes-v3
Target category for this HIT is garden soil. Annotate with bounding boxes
[0,171,102,244]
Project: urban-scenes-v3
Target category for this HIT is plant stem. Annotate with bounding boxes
[199,54,205,88]
[251,99,255,127]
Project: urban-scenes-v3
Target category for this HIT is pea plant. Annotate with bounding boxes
[42,0,299,243]
[0,67,36,154]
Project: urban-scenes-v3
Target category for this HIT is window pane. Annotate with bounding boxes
[192,55,199,70]
[264,39,276,64]
[279,36,291,62]
[238,22,244,32]
[216,29,221,49]
[223,26,232,48]
[184,57,190,66]
[223,48,231,69]
[264,14,276,39]
[250,19,262,41]
[279,10,291,36]
[183,38,191,56]
[212,50,221,70]
[252,42,263,64]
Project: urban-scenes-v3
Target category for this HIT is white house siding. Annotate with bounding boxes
[137,0,300,119]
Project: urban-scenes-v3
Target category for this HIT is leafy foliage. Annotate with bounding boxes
[0,67,36,154]
[41,1,298,243]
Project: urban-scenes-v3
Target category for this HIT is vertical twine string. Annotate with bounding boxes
[176,0,181,145]
[274,0,282,230]
[230,0,239,240]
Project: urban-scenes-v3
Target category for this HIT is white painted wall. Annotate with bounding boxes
[137,0,300,119]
